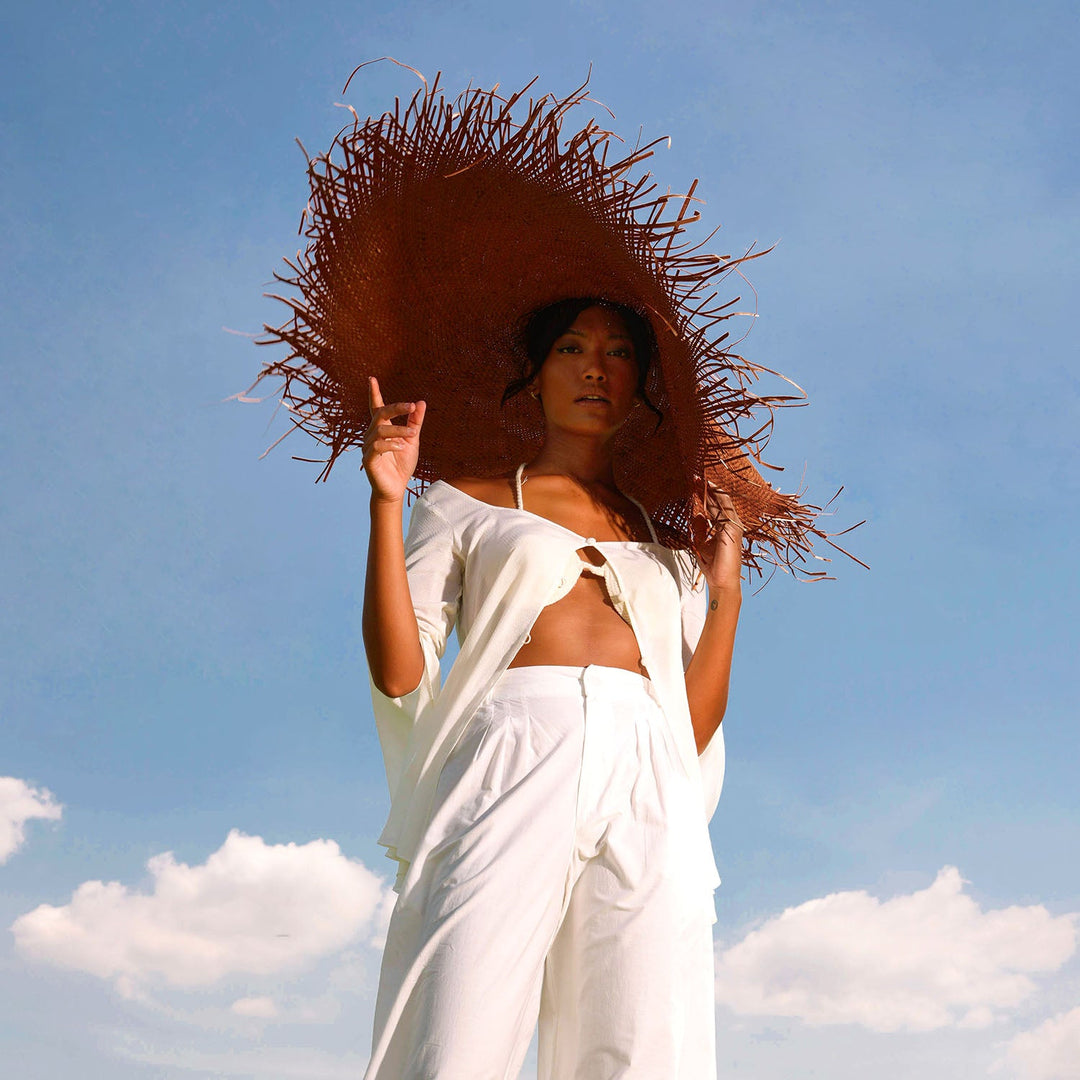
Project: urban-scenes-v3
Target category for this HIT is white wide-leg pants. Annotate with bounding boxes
[366,665,718,1080]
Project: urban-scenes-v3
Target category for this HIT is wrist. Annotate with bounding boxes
[369,491,406,511]
[706,583,742,611]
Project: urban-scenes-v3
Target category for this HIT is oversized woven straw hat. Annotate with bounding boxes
[254,65,856,577]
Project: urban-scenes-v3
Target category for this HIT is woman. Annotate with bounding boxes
[361,296,743,1079]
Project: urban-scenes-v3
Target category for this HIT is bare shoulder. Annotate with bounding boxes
[443,474,518,509]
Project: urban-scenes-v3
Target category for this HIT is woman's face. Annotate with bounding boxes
[530,306,640,437]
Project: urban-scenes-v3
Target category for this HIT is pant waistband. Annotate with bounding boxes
[494,664,655,698]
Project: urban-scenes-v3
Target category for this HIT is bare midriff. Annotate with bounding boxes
[506,546,649,677]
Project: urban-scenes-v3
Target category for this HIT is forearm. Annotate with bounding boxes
[684,583,741,753]
[362,494,425,697]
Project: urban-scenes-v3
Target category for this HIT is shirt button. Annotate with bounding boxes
[586,537,597,544]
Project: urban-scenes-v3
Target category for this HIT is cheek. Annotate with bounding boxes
[613,364,642,400]
[538,360,576,395]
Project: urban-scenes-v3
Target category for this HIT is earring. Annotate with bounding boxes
[529,388,540,400]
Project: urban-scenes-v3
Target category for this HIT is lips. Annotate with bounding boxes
[575,394,611,404]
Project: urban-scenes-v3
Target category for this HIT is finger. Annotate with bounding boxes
[372,401,417,425]
[370,422,419,441]
[706,485,733,513]
[368,376,384,413]
[691,512,715,555]
[691,514,705,549]
[364,436,411,456]
[406,399,426,432]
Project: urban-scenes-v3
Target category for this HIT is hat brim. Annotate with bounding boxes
[257,72,854,577]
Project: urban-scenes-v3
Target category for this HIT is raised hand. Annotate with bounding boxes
[362,376,426,504]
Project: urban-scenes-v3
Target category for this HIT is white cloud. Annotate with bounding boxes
[231,995,278,1019]
[1000,1007,1080,1080]
[0,776,62,863]
[12,830,394,989]
[715,867,1078,1033]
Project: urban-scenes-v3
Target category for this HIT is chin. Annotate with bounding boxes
[551,416,626,438]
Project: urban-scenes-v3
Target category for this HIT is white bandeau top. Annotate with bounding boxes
[368,474,726,893]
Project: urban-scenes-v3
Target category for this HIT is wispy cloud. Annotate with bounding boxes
[11,830,394,992]
[230,995,279,1019]
[109,1035,371,1080]
[0,776,62,863]
[715,867,1078,1032]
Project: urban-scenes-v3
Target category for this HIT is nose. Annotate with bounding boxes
[581,348,608,381]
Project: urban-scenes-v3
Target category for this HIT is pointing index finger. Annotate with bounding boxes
[368,376,385,414]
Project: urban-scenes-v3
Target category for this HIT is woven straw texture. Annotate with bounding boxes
[255,68,856,577]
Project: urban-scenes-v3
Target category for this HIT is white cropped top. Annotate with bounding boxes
[368,473,726,890]
[513,463,657,635]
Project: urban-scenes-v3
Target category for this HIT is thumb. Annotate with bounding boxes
[691,512,711,557]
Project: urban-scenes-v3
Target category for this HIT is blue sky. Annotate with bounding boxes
[2,2,1078,1077]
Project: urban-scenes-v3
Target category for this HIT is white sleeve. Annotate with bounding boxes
[368,493,463,793]
[677,551,726,819]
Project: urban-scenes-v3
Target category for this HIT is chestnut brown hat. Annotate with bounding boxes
[253,64,859,578]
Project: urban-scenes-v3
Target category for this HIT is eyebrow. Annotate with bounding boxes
[563,329,633,342]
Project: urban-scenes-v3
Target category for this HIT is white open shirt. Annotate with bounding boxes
[369,480,726,888]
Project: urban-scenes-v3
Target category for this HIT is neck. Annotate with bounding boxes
[525,432,618,488]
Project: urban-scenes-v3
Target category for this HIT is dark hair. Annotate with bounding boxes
[503,297,664,428]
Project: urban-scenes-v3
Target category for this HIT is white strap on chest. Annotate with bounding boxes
[513,463,658,543]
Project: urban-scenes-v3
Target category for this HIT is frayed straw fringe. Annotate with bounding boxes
[251,63,863,580]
